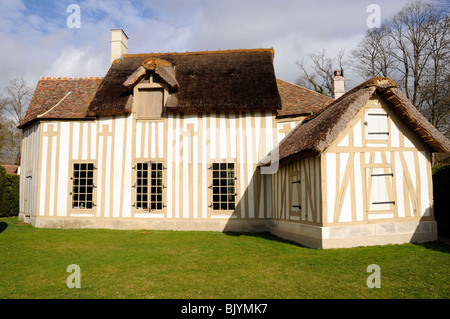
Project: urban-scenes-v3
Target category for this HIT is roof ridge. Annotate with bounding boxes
[124,48,275,58]
[39,76,103,80]
[300,76,398,123]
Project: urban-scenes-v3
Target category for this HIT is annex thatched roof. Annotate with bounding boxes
[18,77,103,129]
[259,77,450,169]
[87,49,281,116]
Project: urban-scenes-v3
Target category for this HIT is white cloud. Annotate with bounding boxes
[47,45,108,78]
[0,0,416,95]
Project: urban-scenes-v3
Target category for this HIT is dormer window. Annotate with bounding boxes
[126,58,178,119]
[133,74,167,119]
[136,88,164,118]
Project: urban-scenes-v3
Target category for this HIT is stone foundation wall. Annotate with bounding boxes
[28,215,268,233]
[269,220,438,249]
[22,213,438,249]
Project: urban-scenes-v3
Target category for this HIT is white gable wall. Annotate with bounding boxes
[318,94,436,248]
[269,94,437,249]
[323,95,433,224]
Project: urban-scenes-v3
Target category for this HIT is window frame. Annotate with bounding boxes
[133,159,166,213]
[209,159,238,214]
[69,160,97,213]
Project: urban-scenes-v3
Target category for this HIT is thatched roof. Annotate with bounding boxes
[18,77,103,129]
[259,77,450,169]
[19,49,329,128]
[276,79,333,118]
[87,49,281,116]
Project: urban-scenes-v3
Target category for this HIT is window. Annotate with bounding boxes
[137,88,164,118]
[136,162,164,211]
[72,163,95,209]
[211,163,236,211]
[365,108,389,140]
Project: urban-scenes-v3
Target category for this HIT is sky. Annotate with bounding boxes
[0,0,416,96]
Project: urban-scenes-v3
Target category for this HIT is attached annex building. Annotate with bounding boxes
[18,30,450,248]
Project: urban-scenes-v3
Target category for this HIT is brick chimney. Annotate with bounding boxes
[111,29,128,64]
[332,70,345,99]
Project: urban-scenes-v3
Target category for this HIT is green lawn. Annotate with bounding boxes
[0,216,449,299]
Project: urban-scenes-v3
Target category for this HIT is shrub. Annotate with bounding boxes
[0,166,20,217]
[0,166,5,207]
[433,164,450,238]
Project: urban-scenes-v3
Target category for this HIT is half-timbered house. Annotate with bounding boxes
[18,30,450,248]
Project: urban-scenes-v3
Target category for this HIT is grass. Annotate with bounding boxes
[0,216,449,299]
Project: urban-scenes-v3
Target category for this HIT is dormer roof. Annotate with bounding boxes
[87,48,282,116]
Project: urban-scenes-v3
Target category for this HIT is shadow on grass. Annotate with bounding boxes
[0,222,7,234]
[223,231,307,248]
[413,240,450,254]
[225,230,450,253]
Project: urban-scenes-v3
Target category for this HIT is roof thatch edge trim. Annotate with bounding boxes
[383,87,450,153]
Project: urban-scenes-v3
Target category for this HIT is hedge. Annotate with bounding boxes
[0,165,20,217]
[433,164,450,238]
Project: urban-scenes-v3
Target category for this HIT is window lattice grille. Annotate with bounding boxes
[211,163,236,211]
[72,163,94,209]
[136,162,164,211]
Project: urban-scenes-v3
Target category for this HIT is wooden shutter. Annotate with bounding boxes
[137,89,164,118]
[365,108,389,140]
[367,166,395,211]
[290,173,301,217]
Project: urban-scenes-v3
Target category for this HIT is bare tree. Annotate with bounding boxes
[388,0,445,107]
[349,0,449,142]
[0,119,20,164]
[0,94,8,113]
[295,49,345,97]
[4,78,32,126]
[419,15,450,132]
[351,25,398,79]
[0,78,32,164]
[0,95,11,163]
